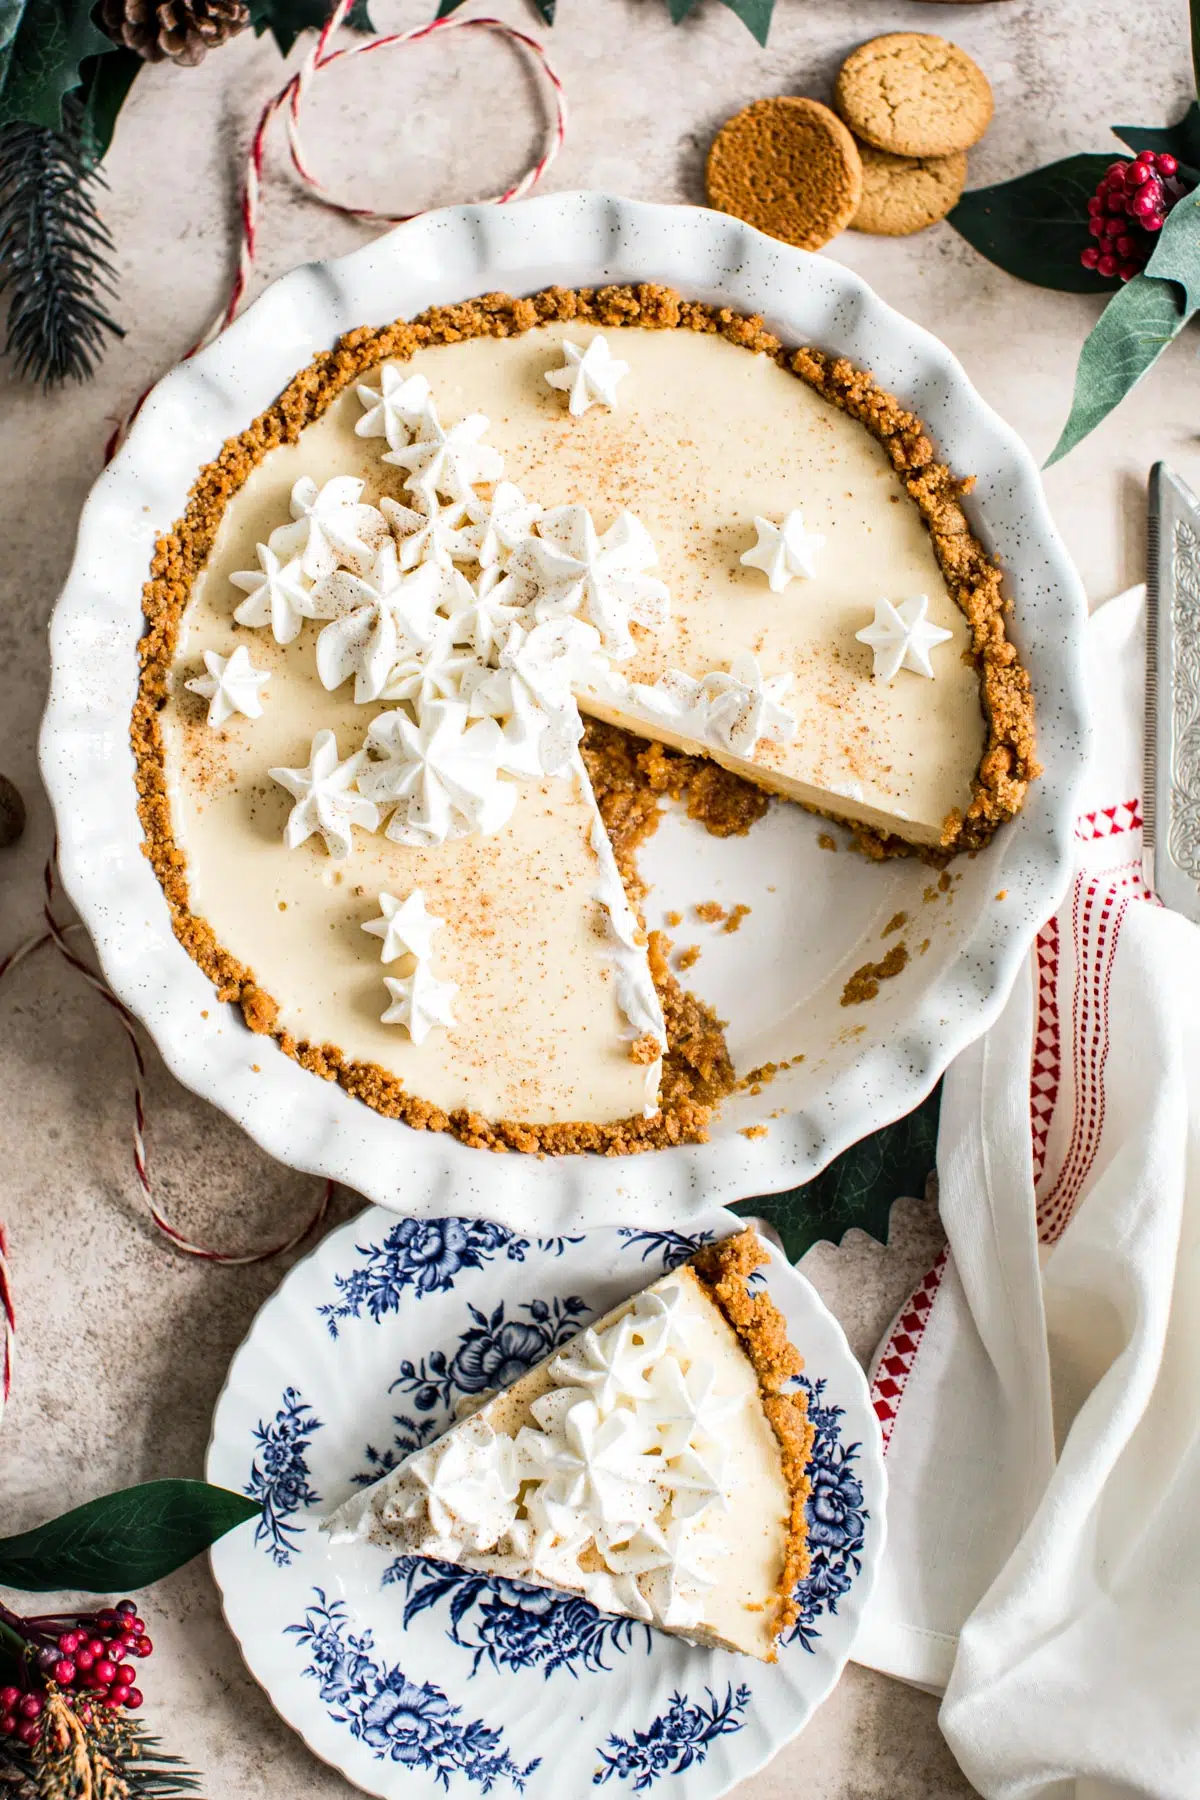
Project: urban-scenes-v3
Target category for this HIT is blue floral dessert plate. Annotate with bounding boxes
[206,1208,886,1798]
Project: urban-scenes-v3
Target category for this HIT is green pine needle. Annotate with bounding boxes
[0,97,124,389]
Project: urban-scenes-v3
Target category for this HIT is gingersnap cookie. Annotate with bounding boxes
[835,34,993,158]
[851,141,968,235]
[706,96,863,253]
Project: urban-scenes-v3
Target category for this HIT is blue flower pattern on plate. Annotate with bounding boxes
[383,1559,652,1679]
[390,1295,591,1412]
[245,1386,323,1567]
[615,1228,715,1270]
[593,1683,752,1790]
[787,1376,867,1651]
[319,1219,584,1336]
[286,1589,539,1792]
[350,1295,590,1486]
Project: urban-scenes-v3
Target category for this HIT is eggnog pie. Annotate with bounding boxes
[132,283,1036,1151]
[324,1229,815,1662]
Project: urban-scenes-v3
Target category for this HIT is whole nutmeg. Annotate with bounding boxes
[0,774,26,849]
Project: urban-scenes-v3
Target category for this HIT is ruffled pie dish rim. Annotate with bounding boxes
[39,192,1090,1232]
[130,281,1037,1156]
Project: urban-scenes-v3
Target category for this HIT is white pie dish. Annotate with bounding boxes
[39,191,1089,1233]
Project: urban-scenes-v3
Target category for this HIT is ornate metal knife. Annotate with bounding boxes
[1144,462,1200,921]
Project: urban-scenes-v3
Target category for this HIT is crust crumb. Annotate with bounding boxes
[741,1124,769,1140]
[722,903,751,934]
[696,901,726,924]
[676,945,701,972]
[881,909,908,938]
[841,941,910,1006]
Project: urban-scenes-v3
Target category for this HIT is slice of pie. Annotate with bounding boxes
[133,283,1037,1149]
[324,1229,815,1661]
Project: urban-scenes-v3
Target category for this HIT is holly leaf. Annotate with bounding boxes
[734,1081,941,1264]
[1112,101,1200,178]
[948,154,1117,294]
[0,1481,260,1592]
[1046,194,1200,466]
[0,0,114,131]
[248,0,374,57]
[73,45,141,166]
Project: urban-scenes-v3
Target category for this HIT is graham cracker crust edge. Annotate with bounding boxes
[689,1227,817,1654]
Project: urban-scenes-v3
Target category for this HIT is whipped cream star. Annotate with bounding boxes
[184,645,270,727]
[269,476,389,581]
[522,1393,662,1531]
[544,333,630,415]
[269,729,380,860]
[231,539,319,645]
[355,366,432,450]
[379,616,481,710]
[550,1317,657,1416]
[855,595,953,681]
[740,511,826,590]
[629,652,796,759]
[381,493,482,572]
[466,481,543,567]
[518,505,669,660]
[383,401,504,503]
[362,889,446,964]
[639,1354,744,1460]
[311,541,441,704]
[358,700,516,847]
[381,959,458,1045]
[461,662,581,781]
[448,565,531,661]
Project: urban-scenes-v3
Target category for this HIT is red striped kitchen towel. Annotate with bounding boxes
[853,585,1200,1800]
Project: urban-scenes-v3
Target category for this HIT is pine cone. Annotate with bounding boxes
[99,0,250,65]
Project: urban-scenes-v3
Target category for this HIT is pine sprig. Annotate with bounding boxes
[1,1693,200,1799]
[0,98,124,388]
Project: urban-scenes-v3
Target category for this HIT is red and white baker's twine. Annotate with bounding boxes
[105,0,568,458]
[0,860,336,1424]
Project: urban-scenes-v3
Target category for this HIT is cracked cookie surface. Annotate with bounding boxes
[835,33,993,159]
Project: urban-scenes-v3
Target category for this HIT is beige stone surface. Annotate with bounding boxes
[2,0,1197,1794]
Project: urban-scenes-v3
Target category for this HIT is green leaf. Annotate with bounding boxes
[73,45,141,166]
[1046,192,1200,465]
[715,0,773,44]
[0,0,113,131]
[1112,100,1200,176]
[734,1081,942,1264]
[0,1481,260,1592]
[248,0,373,57]
[948,154,1117,295]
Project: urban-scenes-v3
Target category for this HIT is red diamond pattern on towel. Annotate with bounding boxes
[1030,916,1061,1190]
[869,1245,949,1451]
[1074,798,1142,842]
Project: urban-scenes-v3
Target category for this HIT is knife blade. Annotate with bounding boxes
[1144,462,1200,922]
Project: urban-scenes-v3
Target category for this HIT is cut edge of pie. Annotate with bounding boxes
[131,281,1039,1152]
[324,1226,817,1662]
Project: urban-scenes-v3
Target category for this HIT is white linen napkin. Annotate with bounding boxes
[852,585,1200,1800]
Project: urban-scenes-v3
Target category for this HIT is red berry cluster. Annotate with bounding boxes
[1082,153,1187,281]
[0,1599,151,1744]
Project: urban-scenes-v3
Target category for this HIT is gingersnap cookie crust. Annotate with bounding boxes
[132,281,1037,1147]
[690,1228,816,1648]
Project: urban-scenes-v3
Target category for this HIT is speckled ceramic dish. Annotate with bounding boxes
[39,192,1090,1233]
